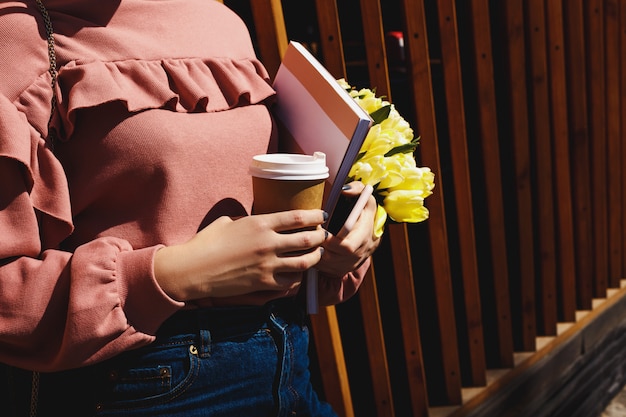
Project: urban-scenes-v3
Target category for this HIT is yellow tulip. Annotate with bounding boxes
[349,155,387,186]
[373,204,388,238]
[380,110,413,144]
[389,166,435,197]
[383,189,430,223]
[376,156,404,189]
[338,79,434,237]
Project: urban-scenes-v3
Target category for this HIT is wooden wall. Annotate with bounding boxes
[221,0,626,416]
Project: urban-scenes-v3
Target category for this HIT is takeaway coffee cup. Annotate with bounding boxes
[249,152,329,214]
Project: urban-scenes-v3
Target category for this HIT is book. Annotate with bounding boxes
[272,41,372,230]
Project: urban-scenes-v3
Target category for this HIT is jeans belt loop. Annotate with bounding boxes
[196,311,212,358]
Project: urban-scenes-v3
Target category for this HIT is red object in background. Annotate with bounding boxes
[385,31,405,67]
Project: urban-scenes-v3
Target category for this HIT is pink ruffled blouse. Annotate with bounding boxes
[0,0,367,372]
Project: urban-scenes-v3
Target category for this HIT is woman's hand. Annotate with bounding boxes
[153,209,328,303]
[317,181,381,278]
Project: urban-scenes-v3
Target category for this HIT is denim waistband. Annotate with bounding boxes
[156,297,307,342]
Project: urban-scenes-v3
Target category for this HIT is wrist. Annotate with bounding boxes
[154,245,186,301]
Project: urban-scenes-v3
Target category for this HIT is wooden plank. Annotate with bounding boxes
[621,0,626,279]
[585,0,608,298]
[305,6,356,415]
[389,223,429,416]
[500,0,537,350]
[249,0,288,78]
[545,0,577,322]
[400,0,463,405]
[436,0,487,386]
[247,3,356,415]
[351,3,398,414]
[563,0,593,309]
[359,266,395,417]
[467,0,515,367]
[358,0,390,93]
[392,0,450,410]
[308,307,355,417]
[525,0,558,336]
[314,0,346,78]
[604,0,622,288]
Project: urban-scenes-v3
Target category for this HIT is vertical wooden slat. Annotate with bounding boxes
[621,0,626,279]
[500,0,537,350]
[306,5,357,414]
[249,0,288,78]
[436,0,486,386]
[358,0,390,94]
[467,0,515,367]
[305,67,357,417]
[563,0,593,309]
[525,0,558,336]
[308,308,355,417]
[358,267,395,416]
[247,3,355,415]
[545,0,577,322]
[391,0,450,410]
[354,2,397,414]
[314,0,346,78]
[604,0,622,289]
[388,224,429,417]
[585,0,608,298]
[401,0,462,406]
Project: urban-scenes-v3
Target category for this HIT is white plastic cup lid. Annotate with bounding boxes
[249,152,329,180]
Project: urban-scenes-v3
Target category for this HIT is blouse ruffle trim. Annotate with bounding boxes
[54,57,276,139]
[6,56,275,243]
[21,56,276,140]
[0,93,73,244]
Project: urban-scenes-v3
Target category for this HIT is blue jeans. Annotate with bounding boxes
[2,300,337,417]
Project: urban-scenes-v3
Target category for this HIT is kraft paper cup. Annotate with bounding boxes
[249,152,328,315]
[249,152,329,214]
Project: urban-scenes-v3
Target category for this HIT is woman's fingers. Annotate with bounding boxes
[262,209,328,233]
[155,209,330,301]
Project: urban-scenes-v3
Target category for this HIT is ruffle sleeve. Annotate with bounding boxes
[51,56,276,139]
[0,92,73,248]
[0,92,184,371]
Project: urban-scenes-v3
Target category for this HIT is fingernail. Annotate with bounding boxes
[342,184,352,191]
[323,211,329,221]
[320,247,325,256]
[324,230,329,240]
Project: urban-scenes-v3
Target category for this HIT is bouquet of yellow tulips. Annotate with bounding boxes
[338,79,435,237]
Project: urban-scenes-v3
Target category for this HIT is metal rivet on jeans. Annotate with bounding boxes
[189,345,198,355]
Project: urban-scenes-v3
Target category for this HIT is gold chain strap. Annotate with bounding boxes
[35,0,58,148]
[31,2,54,412]
[29,371,39,417]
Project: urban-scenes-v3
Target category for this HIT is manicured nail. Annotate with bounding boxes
[342,184,352,191]
[324,230,329,240]
[322,211,329,221]
[320,247,325,256]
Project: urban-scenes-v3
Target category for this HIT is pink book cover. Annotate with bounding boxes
[272,41,372,224]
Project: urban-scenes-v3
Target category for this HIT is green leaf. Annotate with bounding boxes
[384,136,421,157]
[370,105,391,125]
[354,151,367,162]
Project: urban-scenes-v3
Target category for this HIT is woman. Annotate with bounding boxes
[0,1,379,416]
